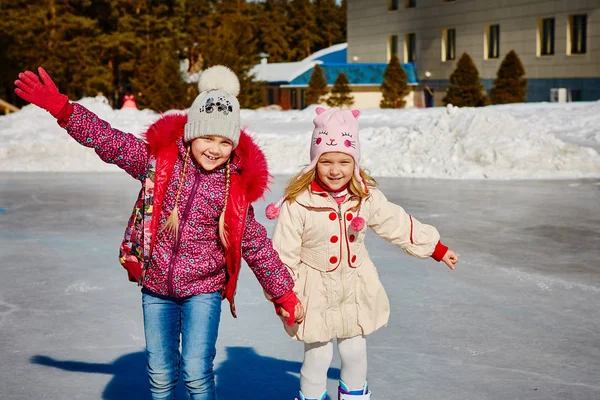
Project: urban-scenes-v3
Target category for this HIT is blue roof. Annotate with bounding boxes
[312,48,347,64]
[289,62,418,86]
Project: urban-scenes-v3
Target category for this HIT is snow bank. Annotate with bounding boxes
[1,98,599,179]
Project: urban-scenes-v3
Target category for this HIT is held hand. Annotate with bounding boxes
[280,301,305,325]
[442,249,459,270]
[273,291,304,326]
[14,67,68,117]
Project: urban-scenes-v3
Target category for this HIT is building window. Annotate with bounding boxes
[388,35,399,60]
[485,24,500,59]
[389,0,399,11]
[405,0,416,8]
[538,18,555,56]
[442,28,456,61]
[405,33,416,62]
[568,14,587,54]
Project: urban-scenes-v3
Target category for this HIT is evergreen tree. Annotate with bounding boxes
[0,0,110,102]
[180,0,215,73]
[287,0,320,60]
[326,72,354,107]
[306,65,328,105]
[442,52,488,107]
[254,0,292,63]
[490,50,528,104]
[131,42,191,112]
[380,55,409,108]
[315,0,342,49]
[0,0,348,110]
[197,1,263,108]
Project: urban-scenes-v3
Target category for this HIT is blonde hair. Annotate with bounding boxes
[162,146,191,235]
[218,161,231,246]
[284,166,377,211]
[162,147,232,241]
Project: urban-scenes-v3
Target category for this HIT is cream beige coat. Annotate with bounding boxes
[273,183,443,343]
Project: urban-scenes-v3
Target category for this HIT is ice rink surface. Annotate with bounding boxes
[0,173,598,399]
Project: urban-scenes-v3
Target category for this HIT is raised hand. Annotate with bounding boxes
[14,67,69,117]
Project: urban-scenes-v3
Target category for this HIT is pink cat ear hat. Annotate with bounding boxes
[266,106,366,220]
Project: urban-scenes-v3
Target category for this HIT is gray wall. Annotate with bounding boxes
[347,0,600,102]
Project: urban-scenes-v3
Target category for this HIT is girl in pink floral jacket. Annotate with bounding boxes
[14,65,304,400]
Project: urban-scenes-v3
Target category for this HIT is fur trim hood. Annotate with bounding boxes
[142,113,271,202]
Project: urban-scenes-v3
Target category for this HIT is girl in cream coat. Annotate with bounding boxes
[266,107,459,400]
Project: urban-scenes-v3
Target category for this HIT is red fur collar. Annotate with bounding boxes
[142,113,271,202]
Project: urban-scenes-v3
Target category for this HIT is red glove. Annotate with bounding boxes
[272,291,300,326]
[14,67,69,118]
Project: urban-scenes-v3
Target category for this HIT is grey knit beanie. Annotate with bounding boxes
[184,65,241,148]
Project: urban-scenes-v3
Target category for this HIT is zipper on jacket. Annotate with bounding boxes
[167,173,201,296]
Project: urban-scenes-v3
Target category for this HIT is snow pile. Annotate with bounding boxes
[1,98,599,179]
[0,97,157,172]
[252,104,600,179]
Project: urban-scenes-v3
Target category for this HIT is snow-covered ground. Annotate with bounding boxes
[0,174,598,399]
[1,98,599,179]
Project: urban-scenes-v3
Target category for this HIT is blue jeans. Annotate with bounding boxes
[142,289,222,400]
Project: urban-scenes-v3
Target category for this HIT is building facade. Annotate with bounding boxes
[347,0,600,105]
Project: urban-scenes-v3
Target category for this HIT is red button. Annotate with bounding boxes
[346,213,353,221]
[330,235,338,243]
[351,255,357,263]
[329,212,337,221]
[321,193,328,197]
[349,235,355,242]
[329,256,338,264]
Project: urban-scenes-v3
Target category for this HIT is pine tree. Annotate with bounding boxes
[197,1,263,108]
[254,0,292,63]
[326,72,354,107]
[1,0,348,110]
[131,42,190,112]
[442,52,488,107]
[315,0,342,49]
[0,0,110,102]
[490,50,528,104]
[287,0,320,60]
[380,54,409,108]
[306,65,328,105]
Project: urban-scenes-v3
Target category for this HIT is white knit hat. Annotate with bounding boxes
[184,65,241,148]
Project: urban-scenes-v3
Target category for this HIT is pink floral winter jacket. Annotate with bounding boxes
[61,103,293,310]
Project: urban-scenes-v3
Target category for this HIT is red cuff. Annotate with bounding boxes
[56,102,74,127]
[431,241,448,262]
[272,290,297,307]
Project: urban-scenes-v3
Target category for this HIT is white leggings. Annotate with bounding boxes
[300,335,367,398]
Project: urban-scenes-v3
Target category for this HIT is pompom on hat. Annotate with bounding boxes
[184,65,241,148]
[266,106,366,220]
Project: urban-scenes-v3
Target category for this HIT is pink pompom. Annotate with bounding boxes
[350,216,365,232]
[265,203,280,220]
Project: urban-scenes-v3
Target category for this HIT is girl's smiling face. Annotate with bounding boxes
[316,152,355,191]
[190,135,233,171]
